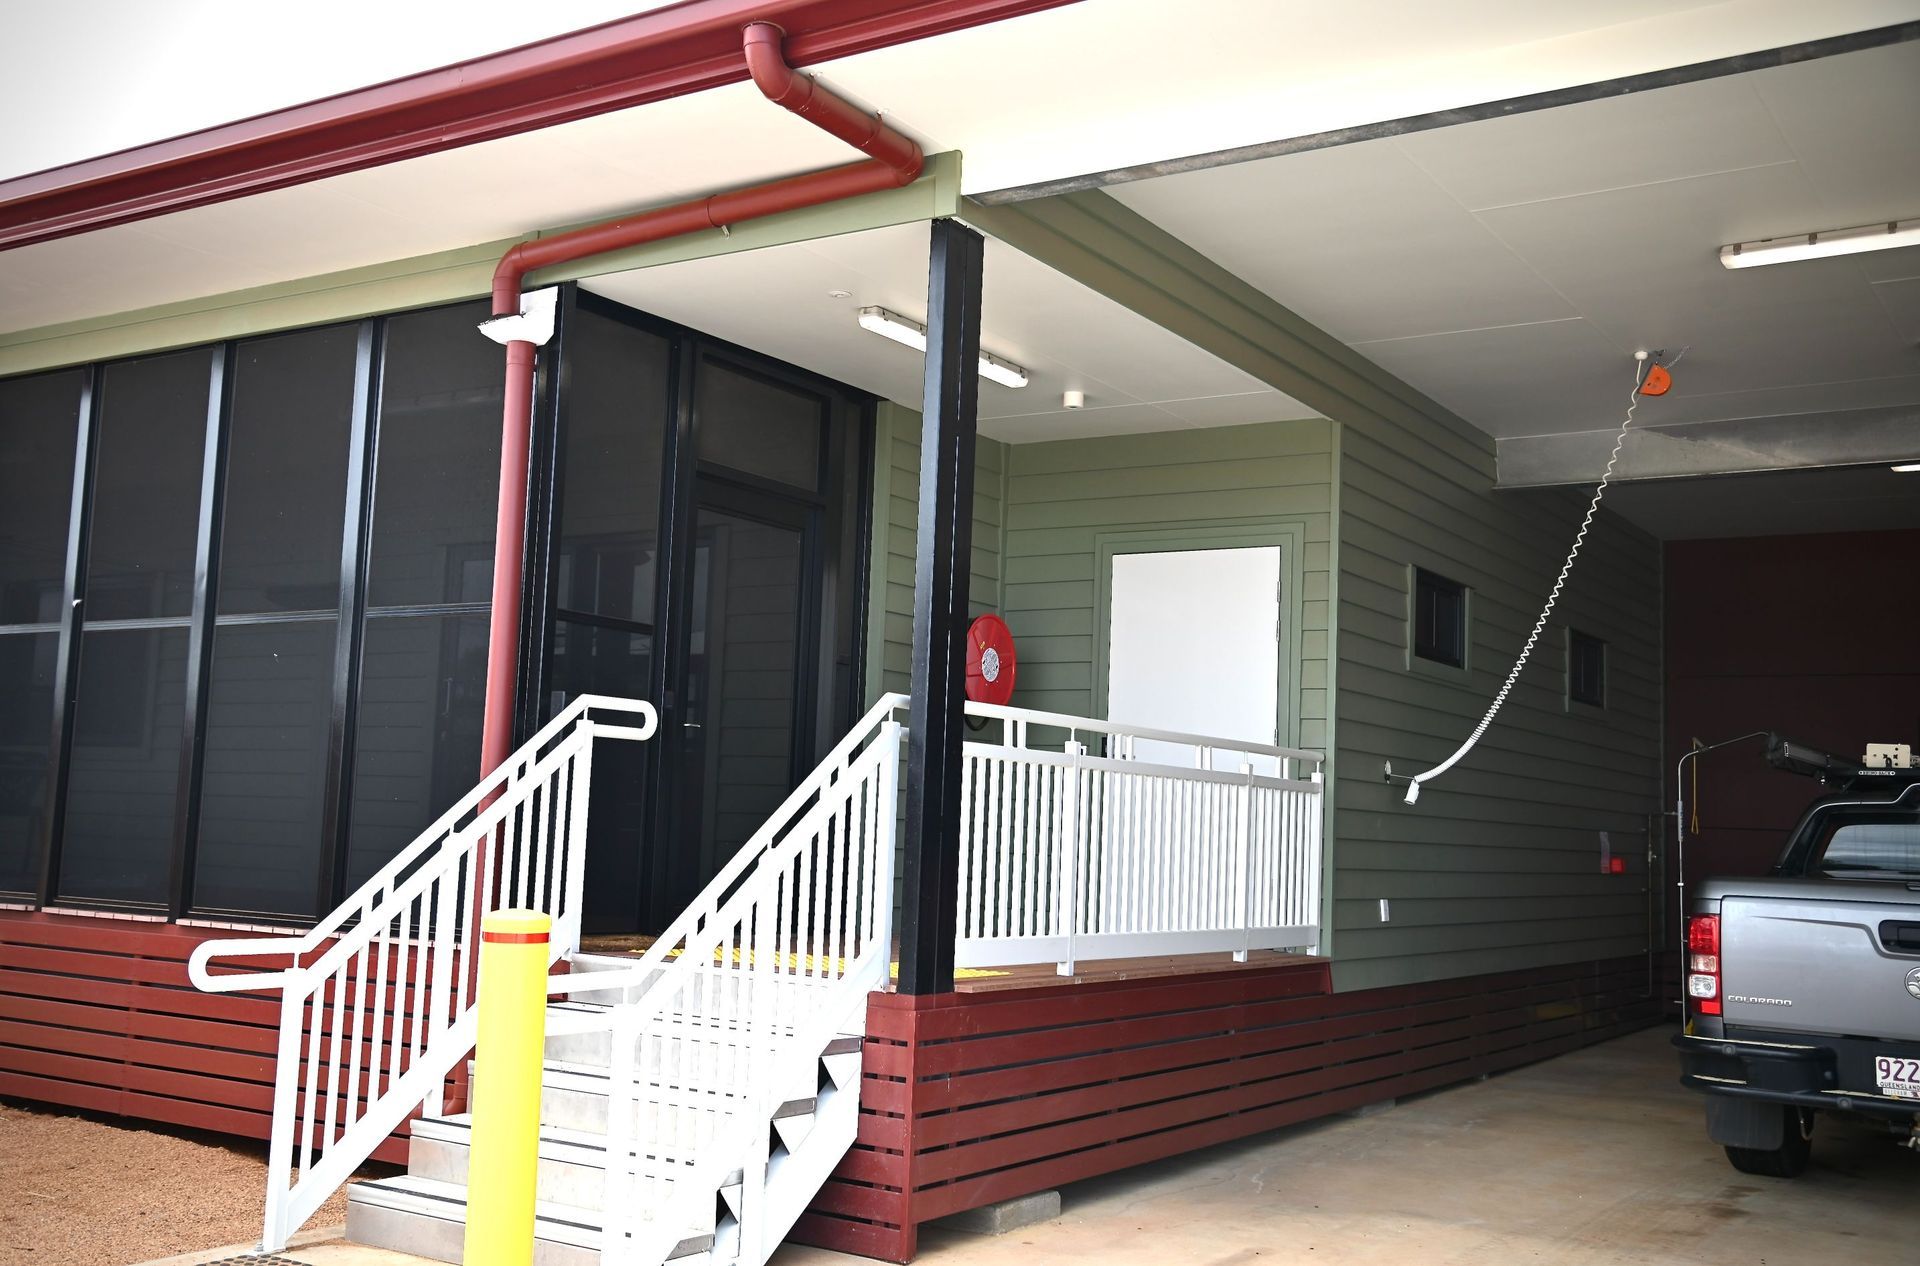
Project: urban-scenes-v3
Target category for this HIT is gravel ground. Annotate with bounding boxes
[0,1099,375,1266]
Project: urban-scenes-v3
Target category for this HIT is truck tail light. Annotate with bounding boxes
[1687,913,1721,1017]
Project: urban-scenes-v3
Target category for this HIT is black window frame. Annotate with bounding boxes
[1567,627,1607,709]
[1411,567,1467,670]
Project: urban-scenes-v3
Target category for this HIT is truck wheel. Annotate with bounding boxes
[1723,1107,1814,1177]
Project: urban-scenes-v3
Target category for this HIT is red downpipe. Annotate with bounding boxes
[477,21,924,781]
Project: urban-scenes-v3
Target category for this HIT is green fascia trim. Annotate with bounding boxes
[961,190,1490,456]
[0,151,963,377]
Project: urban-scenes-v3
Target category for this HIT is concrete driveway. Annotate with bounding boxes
[778,1023,1914,1266]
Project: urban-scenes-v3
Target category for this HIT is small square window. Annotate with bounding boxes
[1412,568,1466,668]
[1569,629,1606,708]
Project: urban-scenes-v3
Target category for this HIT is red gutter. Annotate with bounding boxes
[0,0,1073,252]
[476,21,925,781]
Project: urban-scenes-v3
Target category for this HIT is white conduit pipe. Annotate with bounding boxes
[1402,357,1650,805]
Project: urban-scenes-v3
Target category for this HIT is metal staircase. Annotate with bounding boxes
[345,958,869,1264]
[189,692,904,1266]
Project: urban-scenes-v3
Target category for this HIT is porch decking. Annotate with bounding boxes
[576,936,1321,994]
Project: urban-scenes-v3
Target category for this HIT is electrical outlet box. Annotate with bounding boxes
[1865,743,1913,769]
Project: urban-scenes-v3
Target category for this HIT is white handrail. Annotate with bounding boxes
[187,694,657,992]
[592,721,902,1266]
[963,697,1323,765]
[187,695,657,1252]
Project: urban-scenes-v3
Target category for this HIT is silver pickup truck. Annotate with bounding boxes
[1674,738,1920,1177]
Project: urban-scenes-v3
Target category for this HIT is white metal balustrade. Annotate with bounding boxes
[189,685,1323,1263]
[954,701,1324,975]
[187,694,658,1252]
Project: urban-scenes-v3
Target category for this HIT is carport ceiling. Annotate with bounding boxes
[1108,39,1920,443]
[1596,463,1920,539]
[584,222,1312,443]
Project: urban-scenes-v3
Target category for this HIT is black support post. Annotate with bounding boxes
[896,218,985,996]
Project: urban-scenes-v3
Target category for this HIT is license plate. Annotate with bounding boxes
[1875,1055,1920,1100]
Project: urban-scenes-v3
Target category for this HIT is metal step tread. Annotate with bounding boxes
[414,1113,749,1178]
[349,1175,611,1246]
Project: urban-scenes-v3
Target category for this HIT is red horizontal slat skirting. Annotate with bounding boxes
[0,909,425,1170]
[0,0,1082,251]
[794,956,1659,1262]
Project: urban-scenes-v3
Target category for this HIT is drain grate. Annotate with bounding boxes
[199,1256,308,1265]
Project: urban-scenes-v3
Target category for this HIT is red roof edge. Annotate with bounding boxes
[0,0,1077,252]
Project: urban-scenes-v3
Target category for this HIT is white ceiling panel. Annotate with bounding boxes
[1750,40,1920,224]
[582,223,1313,444]
[1353,317,1634,438]
[1111,143,1574,344]
[1112,38,1920,453]
[1395,76,1796,211]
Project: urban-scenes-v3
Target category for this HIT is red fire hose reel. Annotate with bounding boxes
[965,614,1017,706]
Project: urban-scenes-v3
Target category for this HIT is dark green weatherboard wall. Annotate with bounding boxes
[865,401,1007,700]
[998,418,1333,754]
[1334,430,1661,992]
[966,189,1663,994]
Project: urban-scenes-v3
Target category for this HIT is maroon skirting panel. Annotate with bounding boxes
[0,909,411,1162]
[793,955,1659,1261]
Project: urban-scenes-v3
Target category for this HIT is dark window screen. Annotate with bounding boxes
[1569,629,1606,708]
[218,325,358,615]
[1413,567,1466,668]
[694,358,823,492]
[58,625,191,904]
[0,632,59,893]
[193,619,338,918]
[555,310,671,624]
[366,303,501,607]
[0,370,82,625]
[345,611,488,889]
[85,352,210,621]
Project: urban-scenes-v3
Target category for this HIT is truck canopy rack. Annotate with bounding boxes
[1766,734,1920,791]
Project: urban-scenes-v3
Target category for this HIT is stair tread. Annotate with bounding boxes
[413,1112,754,1170]
[350,1175,613,1244]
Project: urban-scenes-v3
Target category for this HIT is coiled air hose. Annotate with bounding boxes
[1400,356,1653,805]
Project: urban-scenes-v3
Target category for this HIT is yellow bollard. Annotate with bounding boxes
[463,909,550,1266]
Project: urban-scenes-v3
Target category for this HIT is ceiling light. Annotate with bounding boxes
[857,306,1029,388]
[1720,217,1920,269]
[1892,462,1920,474]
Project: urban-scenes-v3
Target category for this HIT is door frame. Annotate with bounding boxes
[1091,521,1308,751]
[524,286,872,934]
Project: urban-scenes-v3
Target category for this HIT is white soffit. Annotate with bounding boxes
[582,222,1313,443]
[1109,39,1920,441]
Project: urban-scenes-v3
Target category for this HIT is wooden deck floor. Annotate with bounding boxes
[573,935,1322,994]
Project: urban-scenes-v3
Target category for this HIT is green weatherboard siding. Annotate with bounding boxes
[965,189,1662,992]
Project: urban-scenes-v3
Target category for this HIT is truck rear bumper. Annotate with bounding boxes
[1674,1032,1920,1121]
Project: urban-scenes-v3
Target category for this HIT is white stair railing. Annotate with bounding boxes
[187,695,658,1252]
[551,700,907,1266]
[954,702,1324,974]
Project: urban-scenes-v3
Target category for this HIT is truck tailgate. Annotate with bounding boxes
[1723,889,1920,1041]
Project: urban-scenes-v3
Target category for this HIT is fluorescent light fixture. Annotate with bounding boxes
[1720,217,1920,269]
[857,306,1029,388]
[1892,462,1920,473]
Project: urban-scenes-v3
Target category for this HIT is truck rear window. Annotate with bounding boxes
[1815,820,1920,877]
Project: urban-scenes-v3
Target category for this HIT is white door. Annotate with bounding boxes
[1106,546,1282,771]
